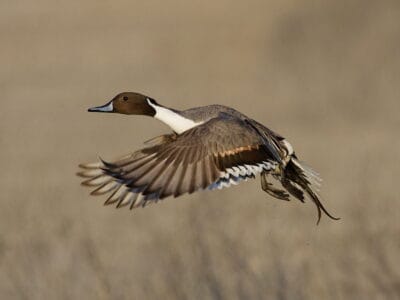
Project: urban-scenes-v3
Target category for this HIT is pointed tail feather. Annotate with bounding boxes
[283,158,340,224]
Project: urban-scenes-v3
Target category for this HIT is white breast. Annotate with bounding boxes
[147,99,203,134]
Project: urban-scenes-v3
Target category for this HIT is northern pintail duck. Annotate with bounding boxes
[78,92,339,223]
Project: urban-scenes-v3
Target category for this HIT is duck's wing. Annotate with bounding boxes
[78,115,283,209]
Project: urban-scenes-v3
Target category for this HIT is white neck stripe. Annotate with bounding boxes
[147,99,203,134]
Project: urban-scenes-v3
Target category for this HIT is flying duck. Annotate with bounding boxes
[78,92,339,224]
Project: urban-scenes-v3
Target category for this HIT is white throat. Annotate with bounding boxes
[147,99,203,134]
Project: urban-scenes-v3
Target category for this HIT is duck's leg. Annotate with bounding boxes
[260,172,290,201]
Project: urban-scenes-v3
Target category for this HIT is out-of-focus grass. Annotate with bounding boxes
[1,0,399,299]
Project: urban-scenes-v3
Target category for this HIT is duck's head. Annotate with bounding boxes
[88,92,157,116]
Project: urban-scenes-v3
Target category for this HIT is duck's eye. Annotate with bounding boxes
[123,96,128,101]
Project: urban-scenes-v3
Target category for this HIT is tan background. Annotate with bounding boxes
[1,0,400,299]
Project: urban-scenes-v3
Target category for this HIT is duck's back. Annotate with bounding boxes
[180,104,248,123]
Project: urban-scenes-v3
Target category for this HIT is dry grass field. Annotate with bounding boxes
[1,0,400,299]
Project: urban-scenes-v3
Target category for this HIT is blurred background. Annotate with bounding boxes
[1,0,399,299]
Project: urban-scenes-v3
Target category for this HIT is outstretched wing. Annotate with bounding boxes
[78,115,283,209]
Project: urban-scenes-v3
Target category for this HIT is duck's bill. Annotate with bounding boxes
[88,101,114,112]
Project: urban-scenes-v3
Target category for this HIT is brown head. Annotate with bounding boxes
[88,92,157,116]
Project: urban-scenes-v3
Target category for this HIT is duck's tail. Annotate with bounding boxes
[282,157,340,224]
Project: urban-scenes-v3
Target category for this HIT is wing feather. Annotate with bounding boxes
[78,116,282,208]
